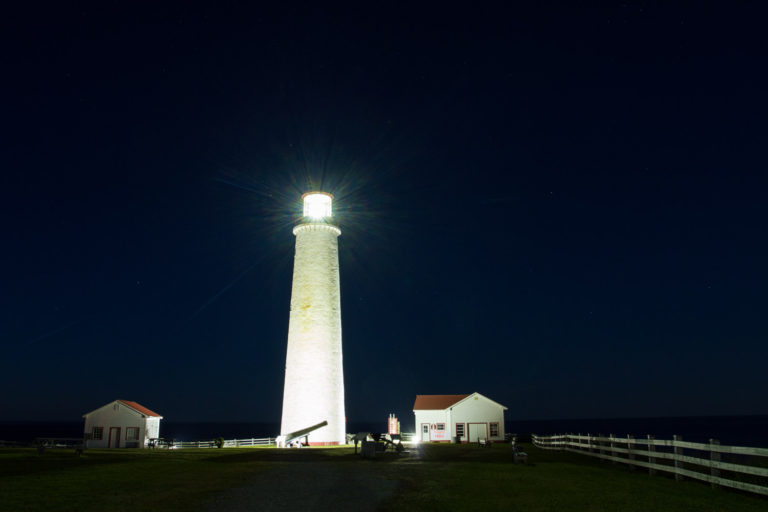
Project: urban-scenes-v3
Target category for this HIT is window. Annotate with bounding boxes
[436,423,445,431]
[455,423,465,438]
[126,427,140,440]
[92,427,104,440]
[490,423,499,437]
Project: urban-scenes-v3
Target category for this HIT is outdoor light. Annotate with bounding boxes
[302,192,333,220]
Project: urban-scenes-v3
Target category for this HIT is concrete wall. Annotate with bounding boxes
[145,417,160,441]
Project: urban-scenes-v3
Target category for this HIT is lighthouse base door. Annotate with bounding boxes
[467,423,487,443]
[421,424,430,442]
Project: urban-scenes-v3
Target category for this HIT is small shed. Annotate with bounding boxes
[83,400,163,448]
[413,392,507,443]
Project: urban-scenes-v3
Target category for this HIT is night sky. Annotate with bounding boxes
[2,3,767,426]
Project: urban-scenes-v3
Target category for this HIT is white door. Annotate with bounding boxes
[109,427,121,448]
[421,424,430,442]
[467,423,487,443]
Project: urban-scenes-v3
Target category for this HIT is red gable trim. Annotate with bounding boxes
[118,400,162,418]
[413,394,470,410]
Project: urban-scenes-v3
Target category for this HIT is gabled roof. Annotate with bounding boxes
[413,394,470,410]
[413,392,508,411]
[83,400,163,418]
[452,392,508,411]
[118,400,162,418]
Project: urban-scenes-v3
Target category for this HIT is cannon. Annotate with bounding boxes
[275,420,328,448]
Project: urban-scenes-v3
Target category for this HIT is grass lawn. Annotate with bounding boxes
[382,444,768,511]
[1,443,765,511]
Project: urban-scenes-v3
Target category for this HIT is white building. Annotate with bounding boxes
[280,192,346,445]
[413,392,507,443]
[82,400,162,448]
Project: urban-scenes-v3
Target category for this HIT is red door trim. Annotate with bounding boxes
[108,427,121,448]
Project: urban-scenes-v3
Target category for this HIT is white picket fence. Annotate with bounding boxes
[171,437,275,449]
[171,432,415,449]
[532,433,768,496]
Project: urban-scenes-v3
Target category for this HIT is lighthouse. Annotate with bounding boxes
[280,191,346,445]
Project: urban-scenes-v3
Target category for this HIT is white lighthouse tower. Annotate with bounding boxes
[280,191,346,445]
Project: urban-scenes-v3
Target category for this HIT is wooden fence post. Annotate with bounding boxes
[710,438,720,488]
[647,435,656,476]
[587,433,592,454]
[627,435,635,471]
[599,433,605,458]
[610,434,616,464]
[673,435,684,481]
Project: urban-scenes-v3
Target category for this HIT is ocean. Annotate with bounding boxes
[2,415,766,447]
[507,415,768,447]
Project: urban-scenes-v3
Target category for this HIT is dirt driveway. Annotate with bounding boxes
[203,459,400,512]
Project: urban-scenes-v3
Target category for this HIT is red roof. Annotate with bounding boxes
[413,394,470,410]
[118,400,162,417]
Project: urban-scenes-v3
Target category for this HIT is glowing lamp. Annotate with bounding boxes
[302,192,333,219]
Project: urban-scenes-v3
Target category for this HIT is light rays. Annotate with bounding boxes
[186,256,264,322]
[204,115,434,340]
[22,317,86,346]
[212,160,416,316]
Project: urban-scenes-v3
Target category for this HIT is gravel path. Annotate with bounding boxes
[203,461,400,512]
